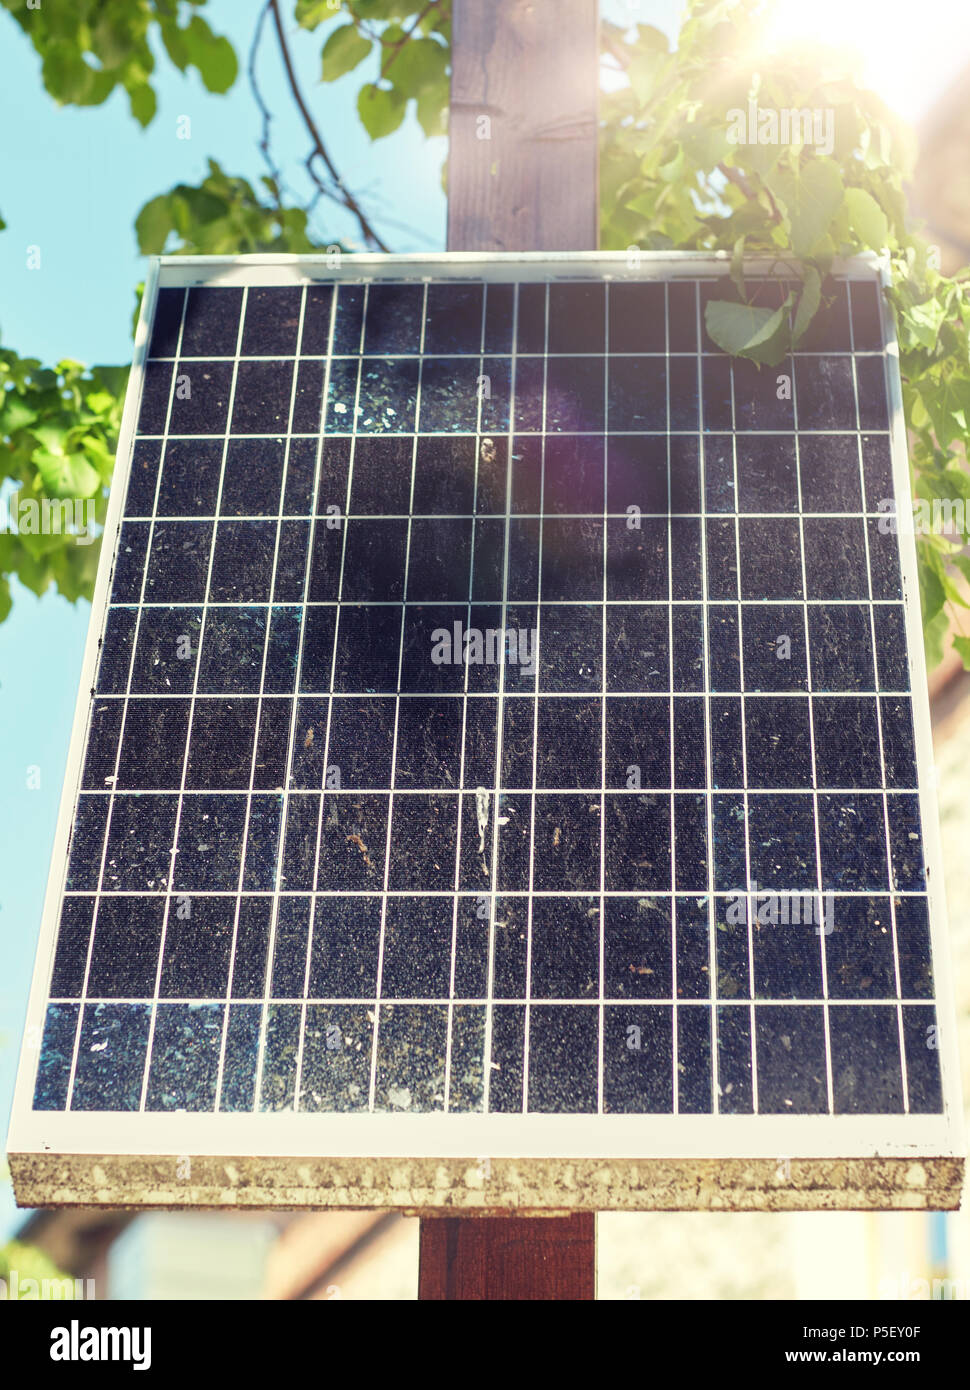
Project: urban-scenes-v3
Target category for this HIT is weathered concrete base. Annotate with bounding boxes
[10,1153,964,1213]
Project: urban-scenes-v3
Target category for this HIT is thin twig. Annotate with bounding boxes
[379,0,438,80]
[249,0,283,202]
[717,161,783,222]
[601,29,631,71]
[268,0,390,252]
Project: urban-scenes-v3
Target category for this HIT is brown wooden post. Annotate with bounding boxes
[447,0,599,253]
[419,1213,595,1301]
[419,0,600,1301]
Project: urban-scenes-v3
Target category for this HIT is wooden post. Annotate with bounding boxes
[419,1214,596,1301]
[418,0,600,1301]
[447,0,599,253]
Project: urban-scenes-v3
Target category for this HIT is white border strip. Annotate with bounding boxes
[6,1109,959,1160]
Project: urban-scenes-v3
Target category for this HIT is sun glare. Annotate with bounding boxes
[763,0,970,122]
[599,0,970,123]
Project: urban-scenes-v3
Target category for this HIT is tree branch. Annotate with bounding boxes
[717,160,783,223]
[268,0,390,252]
[249,1,283,204]
[379,0,439,80]
[600,29,631,72]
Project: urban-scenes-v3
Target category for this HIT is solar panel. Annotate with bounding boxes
[8,253,964,1210]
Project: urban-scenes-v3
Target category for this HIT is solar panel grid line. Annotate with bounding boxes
[140,283,249,1115]
[482,278,519,1117]
[69,673,927,698]
[316,281,369,1115]
[42,886,941,897]
[55,784,934,806]
[61,271,184,1117]
[599,280,612,1117]
[664,281,681,1116]
[293,290,352,1118]
[790,308,836,1118]
[114,507,903,522]
[847,280,910,1115]
[127,427,894,442]
[695,280,724,1119]
[138,347,893,362]
[268,284,315,1117]
[520,281,548,1115]
[95,592,915,602]
[252,283,329,1116]
[30,995,949,1008]
[441,274,490,1115]
[45,885,940,896]
[367,280,429,1113]
[723,282,760,1116]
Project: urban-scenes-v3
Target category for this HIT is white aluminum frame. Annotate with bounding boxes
[6,253,964,1193]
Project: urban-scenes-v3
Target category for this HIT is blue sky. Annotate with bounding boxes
[1,0,966,1242]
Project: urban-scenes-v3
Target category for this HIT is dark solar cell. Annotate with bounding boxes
[608,282,665,353]
[795,356,857,429]
[850,279,884,351]
[798,433,863,512]
[148,288,184,358]
[423,282,483,355]
[742,604,807,691]
[795,279,851,352]
[548,282,605,354]
[737,436,798,512]
[241,287,302,357]
[169,361,233,435]
[125,440,161,516]
[156,439,223,516]
[181,287,242,357]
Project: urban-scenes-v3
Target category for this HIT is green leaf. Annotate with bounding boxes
[321,23,372,82]
[183,16,237,95]
[389,36,448,111]
[740,138,784,179]
[766,160,844,259]
[792,266,822,343]
[416,85,448,139]
[33,449,101,499]
[159,19,190,72]
[948,553,970,589]
[42,43,99,104]
[128,82,156,128]
[357,82,406,140]
[924,366,970,449]
[135,195,174,254]
[32,424,71,455]
[924,608,949,670]
[704,294,794,367]
[626,47,669,106]
[902,297,948,353]
[297,0,342,29]
[0,395,38,434]
[953,635,970,670]
[729,236,746,297]
[918,547,947,628]
[658,144,685,183]
[0,578,10,625]
[844,186,889,250]
[680,121,730,171]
